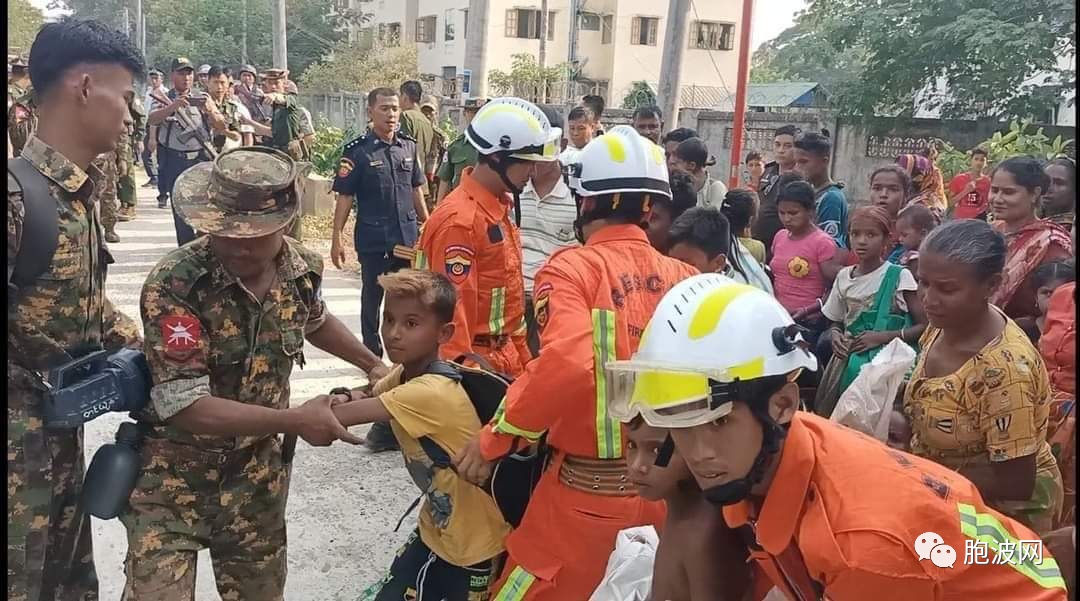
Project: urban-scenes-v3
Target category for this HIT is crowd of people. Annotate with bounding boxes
[7,17,1078,601]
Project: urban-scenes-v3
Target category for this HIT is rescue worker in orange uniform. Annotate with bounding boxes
[607,275,1069,601]
[454,126,699,600]
[413,97,560,377]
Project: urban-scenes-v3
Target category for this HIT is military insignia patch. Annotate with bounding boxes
[337,158,354,179]
[161,315,201,359]
[534,282,553,331]
[444,245,474,284]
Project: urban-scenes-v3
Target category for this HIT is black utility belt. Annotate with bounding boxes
[160,148,205,160]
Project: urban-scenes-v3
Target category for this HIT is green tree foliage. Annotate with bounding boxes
[752,0,1075,120]
[300,35,420,93]
[9,0,45,52]
[937,120,1076,180]
[49,0,365,80]
[488,53,569,103]
[620,81,657,110]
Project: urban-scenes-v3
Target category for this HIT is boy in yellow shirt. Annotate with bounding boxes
[332,269,510,600]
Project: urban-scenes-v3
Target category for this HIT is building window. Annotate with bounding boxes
[580,12,601,31]
[631,17,659,46]
[691,21,734,51]
[378,22,402,46]
[463,9,468,38]
[445,9,455,41]
[602,15,613,44]
[416,15,436,43]
[505,9,555,40]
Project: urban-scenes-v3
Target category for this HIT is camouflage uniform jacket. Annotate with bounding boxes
[8,136,141,374]
[7,87,37,158]
[139,236,328,451]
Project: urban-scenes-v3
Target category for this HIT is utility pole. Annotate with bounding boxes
[241,0,249,64]
[566,0,580,104]
[464,0,489,98]
[727,0,755,189]
[134,0,143,53]
[538,0,548,102]
[657,0,690,128]
[271,0,288,70]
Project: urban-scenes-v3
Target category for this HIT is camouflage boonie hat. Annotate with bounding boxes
[262,68,288,81]
[420,95,438,112]
[238,64,257,76]
[173,146,299,238]
[9,56,28,69]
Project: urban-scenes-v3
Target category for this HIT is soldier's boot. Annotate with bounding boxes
[364,421,399,453]
[117,205,136,222]
[157,194,168,209]
[105,227,121,243]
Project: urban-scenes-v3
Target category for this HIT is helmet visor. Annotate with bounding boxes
[605,360,736,428]
[509,128,562,162]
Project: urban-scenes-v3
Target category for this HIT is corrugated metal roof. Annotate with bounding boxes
[745,82,821,108]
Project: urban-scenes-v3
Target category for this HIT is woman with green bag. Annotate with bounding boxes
[814,206,929,417]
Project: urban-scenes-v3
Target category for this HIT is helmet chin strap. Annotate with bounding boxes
[483,153,524,226]
[701,408,788,507]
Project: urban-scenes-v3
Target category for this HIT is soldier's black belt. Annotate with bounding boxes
[160,148,205,161]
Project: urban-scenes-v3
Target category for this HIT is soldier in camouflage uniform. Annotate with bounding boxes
[92,148,121,242]
[121,146,390,601]
[8,86,38,157]
[7,19,144,601]
[8,56,31,103]
[116,96,144,221]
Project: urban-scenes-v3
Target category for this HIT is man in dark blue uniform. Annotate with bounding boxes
[147,56,225,245]
[331,86,429,452]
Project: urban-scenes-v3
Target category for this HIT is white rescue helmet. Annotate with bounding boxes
[465,97,561,162]
[197,64,211,75]
[569,125,670,200]
[604,274,817,428]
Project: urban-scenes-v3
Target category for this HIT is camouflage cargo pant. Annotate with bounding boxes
[119,435,290,601]
[7,374,98,601]
[92,152,119,231]
[117,160,136,209]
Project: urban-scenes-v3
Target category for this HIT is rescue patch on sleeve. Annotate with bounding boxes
[337,157,355,179]
[534,282,554,331]
[444,244,474,284]
[161,315,202,360]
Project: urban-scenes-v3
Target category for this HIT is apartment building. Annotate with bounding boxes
[352,0,742,107]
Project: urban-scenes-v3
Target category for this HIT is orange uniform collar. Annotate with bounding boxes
[584,223,651,247]
[723,413,815,555]
[459,166,513,218]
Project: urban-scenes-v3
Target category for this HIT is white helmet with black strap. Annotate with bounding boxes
[562,125,670,240]
[464,97,560,224]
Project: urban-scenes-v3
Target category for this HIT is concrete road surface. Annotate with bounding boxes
[87,175,413,600]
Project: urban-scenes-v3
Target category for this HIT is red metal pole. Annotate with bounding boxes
[728,0,755,189]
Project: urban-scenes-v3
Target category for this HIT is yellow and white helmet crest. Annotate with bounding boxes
[570,125,670,199]
[465,97,560,162]
[605,273,817,427]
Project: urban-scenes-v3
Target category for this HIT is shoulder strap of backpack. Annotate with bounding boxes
[8,157,59,288]
[415,359,464,470]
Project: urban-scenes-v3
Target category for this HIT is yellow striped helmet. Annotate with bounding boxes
[465,97,561,162]
[605,273,817,428]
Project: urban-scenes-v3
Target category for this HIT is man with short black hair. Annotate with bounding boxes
[581,93,605,135]
[331,87,430,452]
[8,18,145,600]
[754,124,801,259]
[631,105,663,143]
[398,79,434,198]
[793,130,848,249]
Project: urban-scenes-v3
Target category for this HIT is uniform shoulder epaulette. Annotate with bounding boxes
[342,134,367,153]
[398,131,417,143]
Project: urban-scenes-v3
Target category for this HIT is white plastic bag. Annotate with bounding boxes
[589,526,659,601]
[829,338,917,442]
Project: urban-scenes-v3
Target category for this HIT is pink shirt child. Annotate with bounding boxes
[770,227,838,315]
